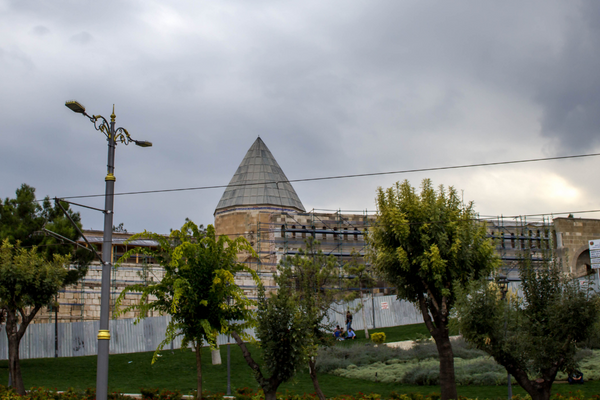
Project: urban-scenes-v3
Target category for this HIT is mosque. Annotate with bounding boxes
[33,138,600,323]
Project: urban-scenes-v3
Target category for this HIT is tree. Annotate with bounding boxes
[0,184,90,394]
[343,250,377,339]
[115,221,259,397]
[454,254,600,400]
[231,285,307,400]
[276,237,338,400]
[368,179,498,400]
[0,240,72,394]
[0,184,89,262]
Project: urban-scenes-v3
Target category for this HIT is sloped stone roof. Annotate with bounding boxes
[215,137,305,213]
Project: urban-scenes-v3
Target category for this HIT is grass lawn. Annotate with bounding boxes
[0,323,598,399]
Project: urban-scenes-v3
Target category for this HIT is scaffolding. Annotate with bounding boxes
[251,208,394,295]
[485,214,553,279]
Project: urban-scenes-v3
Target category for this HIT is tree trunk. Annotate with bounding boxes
[418,296,457,400]
[509,369,554,400]
[433,332,457,400]
[359,288,369,339]
[231,332,284,398]
[308,357,326,400]
[194,341,202,399]
[5,309,26,395]
[264,390,278,400]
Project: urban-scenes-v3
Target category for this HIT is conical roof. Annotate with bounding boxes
[215,137,305,213]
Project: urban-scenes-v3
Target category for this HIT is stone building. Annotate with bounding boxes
[554,217,600,277]
[36,137,599,322]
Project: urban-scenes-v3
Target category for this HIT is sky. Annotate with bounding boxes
[2,0,600,234]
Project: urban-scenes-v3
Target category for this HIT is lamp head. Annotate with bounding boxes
[65,100,86,113]
[496,274,508,296]
[134,140,153,148]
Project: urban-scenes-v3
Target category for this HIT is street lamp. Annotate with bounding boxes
[496,273,511,400]
[497,274,508,300]
[65,100,152,400]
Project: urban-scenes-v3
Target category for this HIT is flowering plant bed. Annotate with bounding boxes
[2,386,600,400]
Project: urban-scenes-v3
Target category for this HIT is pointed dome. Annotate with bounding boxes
[215,137,305,213]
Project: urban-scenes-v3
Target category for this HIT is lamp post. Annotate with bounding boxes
[65,100,151,400]
[496,274,511,400]
[227,295,231,397]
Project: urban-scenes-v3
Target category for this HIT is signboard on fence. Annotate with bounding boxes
[589,240,600,269]
[381,302,389,310]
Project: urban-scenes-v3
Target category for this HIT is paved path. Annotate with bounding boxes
[385,335,462,350]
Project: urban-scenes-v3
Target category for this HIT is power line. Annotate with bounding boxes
[56,151,600,201]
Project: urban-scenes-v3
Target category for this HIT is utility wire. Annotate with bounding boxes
[55,151,600,200]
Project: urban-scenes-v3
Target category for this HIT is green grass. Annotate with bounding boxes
[0,323,598,399]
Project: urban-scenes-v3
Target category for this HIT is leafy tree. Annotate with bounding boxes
[343,250,377,339]
[115,221,259,396]
[0,184,89,262]
[112,223,127,233]
[454,254,600,400]
[276,237,338,400]
[0,240,72,394]
[368,179,498,400]
[231,285,307,400]
[0,184,90,394]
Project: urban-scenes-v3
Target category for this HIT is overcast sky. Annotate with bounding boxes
[2,0,600,234]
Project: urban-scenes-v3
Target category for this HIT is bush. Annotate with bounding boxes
[141,388,183,400]
[371,332,386,345]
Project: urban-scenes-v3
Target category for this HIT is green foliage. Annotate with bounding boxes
[0,184,91,285]
[277,237,339,344]
[343,251,377,302]
[140,388,183,400]
[369,179,498,399]
[0,237,80,393]
[579,319,600,349]
[369,179,498,314]
[253,285,308,391]
[0,239,71,310]
[275,237,339,395]
[371,333,386,344]
[115,221,259,358]
[454,253,600,399]
[317,337,487,374]
[114,220,259,396]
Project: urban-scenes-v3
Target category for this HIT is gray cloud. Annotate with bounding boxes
[32,25,50,36]
[1,1,600,233]
[535,1,600,151]
[69,32,93,45]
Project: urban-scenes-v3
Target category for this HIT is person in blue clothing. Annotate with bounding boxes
[333,325,343,340]
[346,328,356,340]
[568,370,584,384]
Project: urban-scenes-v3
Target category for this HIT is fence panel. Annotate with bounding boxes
[0,295,422,360]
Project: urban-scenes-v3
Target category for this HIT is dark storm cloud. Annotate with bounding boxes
[1,0,600,232]
[535,1,600,151]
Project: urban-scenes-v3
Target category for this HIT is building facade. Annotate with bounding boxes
[36,138,600,323]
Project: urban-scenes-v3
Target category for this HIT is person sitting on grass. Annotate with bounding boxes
[346,328,356,340]
[334,325,342,340]
[568,370,584,384]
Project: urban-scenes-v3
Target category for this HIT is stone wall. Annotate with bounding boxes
[554,217,600,277]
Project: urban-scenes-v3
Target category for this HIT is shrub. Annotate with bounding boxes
[141,388,160,400]
[371,332,386,345]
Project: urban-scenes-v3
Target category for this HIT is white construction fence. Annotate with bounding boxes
[0,294,422,360]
